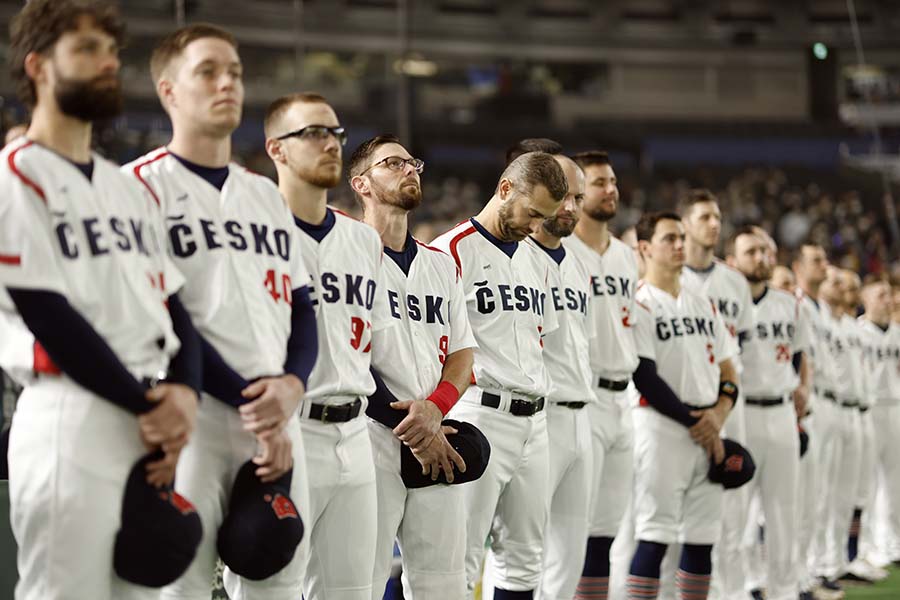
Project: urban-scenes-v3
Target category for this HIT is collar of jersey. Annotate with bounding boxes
[168,151,230,191]
[383,232,417,276]
[685,261,716,275]
[294,207,336,243]
[470,217,517,259]
[752,285,769,305]
[528,235,566,265]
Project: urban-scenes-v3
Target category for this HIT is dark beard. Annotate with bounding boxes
[55,73,123,122]
[745,272,769,284]
[542,217,576,238]
[583,205,616,222]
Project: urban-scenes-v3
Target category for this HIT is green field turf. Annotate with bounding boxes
[845,565,900,600]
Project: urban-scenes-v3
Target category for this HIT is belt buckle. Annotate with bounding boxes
[147,370,166,389]
[319,404,331,423]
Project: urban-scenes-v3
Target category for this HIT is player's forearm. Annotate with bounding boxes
[7,287,153,414]
[166,293,202,396]
[430,347,473,414]
[716,358,738,414]
[633,357,699,428]
[199,335,249,407]
[282,285,318,387]
[365,367,404,428]
[798,352,811,388]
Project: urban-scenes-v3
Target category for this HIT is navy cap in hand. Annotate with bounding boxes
[401,419,491,489]
[707,438,756,490]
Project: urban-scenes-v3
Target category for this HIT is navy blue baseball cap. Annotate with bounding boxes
[217,461,304,581]
[114,451,203,587]
[401,419,491,489]
[799,425,810,458]
[707,438,756,489]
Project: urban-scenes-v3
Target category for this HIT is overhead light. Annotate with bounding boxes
[813,42,828,60]
[394,55,438,77]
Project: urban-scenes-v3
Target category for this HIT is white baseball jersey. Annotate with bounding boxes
[370,233,476,402]
[0,292,36,386]
[525,237,594,402]
[634,282,736,408]
[127,148,305,380]
[1,139,182,377]
[431,218,557,399]
[563,234,640,380]
[741,286,811,398]
[841,314,868,406]
[294,207,390,403]
[821,303,856,402]
[858,319,900,404]
[800,293,837,395]
[681,261,753,370]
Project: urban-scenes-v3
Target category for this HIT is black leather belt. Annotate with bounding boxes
[141,374,166,389]
[859,405,870,413]
[746,396,785,407]
[814,387,836,401]
[555,401,587,410]
[597,377,629,392]
[307,399,362,423]
[839,398,859,409]
[482,392,545,416]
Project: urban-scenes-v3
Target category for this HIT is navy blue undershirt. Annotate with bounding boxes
[294,208,337,243]
[752,286,768,305]
[632,357,700,428]
[685,262,716,275]
[69,160,94,181]
[470,217,518,259]
[528,236,566,266]
[169,151,230,191]
[384,232,418,276]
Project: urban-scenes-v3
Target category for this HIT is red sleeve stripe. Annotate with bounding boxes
[414,239,447,255]
[0,254,21,265]
[131,150,169,207]
[7,141,46,204]
[448,225,476,274]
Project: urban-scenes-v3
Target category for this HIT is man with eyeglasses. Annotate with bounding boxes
[431,152,567,599]
[348,134,476,599]
[264,93,391,600]
[127,24,317,600]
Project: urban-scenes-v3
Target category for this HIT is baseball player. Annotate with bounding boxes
[350,134,476,599]
[515,148,596,600]
[562,151,641,600]
[728,227,810,600]
[859,281,900,568]
[264,93,390,600]
[627,211,737,600]
[1,2,202,597]
[431,151,567,599]
[815,266,862,592]
[838,271,887,584]
[679,189,753,600]
[770,265,796,294]
[127,24,316,600]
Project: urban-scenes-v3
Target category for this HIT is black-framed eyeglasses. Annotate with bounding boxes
[276,125,348,146]
[360,156,425,176]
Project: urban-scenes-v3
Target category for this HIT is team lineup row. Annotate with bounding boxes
[1,3,899,600]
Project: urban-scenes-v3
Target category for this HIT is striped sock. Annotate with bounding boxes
[676,569,711,600]
[627,574,660,599]
[575,576,609,599]
[848,508,863,562]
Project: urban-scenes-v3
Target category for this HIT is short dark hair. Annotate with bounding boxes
[150,23,236,84]
[263,92,329,138]
[636,211,682,242]
[679,188,718,217]
[9,0,125,108]
[505,138,563,166]
[792,241,825,265]
[571,150,611,170]
[348,134,402,180]
[499,151,568,202]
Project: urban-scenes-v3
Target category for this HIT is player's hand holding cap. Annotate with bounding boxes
[401,419,491,489]
[216,460,304,580]
[707,438,756,489]
[114,451,203,587]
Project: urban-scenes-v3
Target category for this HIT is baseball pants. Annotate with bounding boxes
[632,407,723,546]
[450,387,550,597]
[299,401,377,600]
[855,409,877,559]
[9,377,161,600]
[821,402,862,579]
[794,407,819,592]
[368,419,466,600]
[538,402,594,600]
[872,401,900,560]
[587,388,634,538]
[161,394,308,600]
[741,400,800,600]
[809,396,840,577]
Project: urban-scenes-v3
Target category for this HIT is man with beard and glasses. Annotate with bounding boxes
[350,134,476,599]
[431,152,567,599]
[264,93,390,600]
[127,24,317,600]
[678,189,754,600]
[561,151,640,600]
[1,2,203,598]
[728,227,810,600]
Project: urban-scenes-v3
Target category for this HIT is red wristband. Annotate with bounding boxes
[427,381,460,415]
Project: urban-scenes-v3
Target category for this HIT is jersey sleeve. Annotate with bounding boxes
[541,260,560,337]
[633,302,655,361]
[0,171,67,295]
[713,302,738,363]
[370,238,394,333]
[737,279,754,336]
[793,298,812,355]
[288,226,311,291]
[447,259,477,354]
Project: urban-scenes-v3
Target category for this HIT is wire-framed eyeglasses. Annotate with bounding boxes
[360,156,425,176]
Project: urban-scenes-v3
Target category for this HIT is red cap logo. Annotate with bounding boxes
[165,491,197,516]
[270,493,299,520]
[724,455,743,472]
